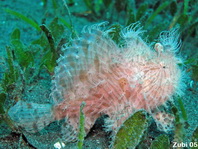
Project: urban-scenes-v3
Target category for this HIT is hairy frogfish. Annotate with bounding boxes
[8,22,185,142]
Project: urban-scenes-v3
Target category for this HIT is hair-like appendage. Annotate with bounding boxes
[159,27,181,53]
[82,21,109,34]
[157,27,186,98]
[120,22,145,39]
[120,23,152,62]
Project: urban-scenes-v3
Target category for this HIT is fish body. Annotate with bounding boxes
[8,22,185,141]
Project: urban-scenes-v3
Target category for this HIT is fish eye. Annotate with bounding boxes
[163,66,166,68]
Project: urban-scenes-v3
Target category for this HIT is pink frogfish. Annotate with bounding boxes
[8,22,185,142]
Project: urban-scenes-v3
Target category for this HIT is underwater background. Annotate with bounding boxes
[0,0,198,148]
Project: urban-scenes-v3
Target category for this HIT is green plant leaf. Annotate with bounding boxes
[4,8,41,31]
[5,46,15,75]
[42,50,56,73]
[11,39,34,68]
[150,134,170,149]
[192,61,198,81]
[113,110,148,149]
[191,127,198,143]
[77,101,86,149]
[188,20,198,36]
[40,24,56,53]
[170,1,177,16]
[184,58,196,65]
[177,13,189,27]
[136,3,148,21]
[115,0,127,12]
[184,0,190,14]
[94,0,103,15]
[51,0,58,10]
[177,97,188,121]
[108,24,122,44]
[31,34,48,48]
[49,18,65,42]
[0,93,6,114]
[148,23,166,41]
[145,1,170,27]
[59,18,72,29]
[127,11,136,25]
[2,46,19,92]
[10,29,34,69]
[171,99,187,143]
[102,0,112,8]
[83,0,92,10]
[11,28,20,40]
[41,0,47,7]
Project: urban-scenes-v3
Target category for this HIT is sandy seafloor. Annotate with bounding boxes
[0,0,197,149]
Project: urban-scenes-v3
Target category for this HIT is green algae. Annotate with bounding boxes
[77,101,86,149]
[192,127,198,144]
[4,8,41,31]
[150,134,170,149]
[113,110,148,149]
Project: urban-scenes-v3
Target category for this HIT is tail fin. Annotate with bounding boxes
[8,100,54,133]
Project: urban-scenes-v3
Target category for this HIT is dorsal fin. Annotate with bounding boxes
[51,22,119,103]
